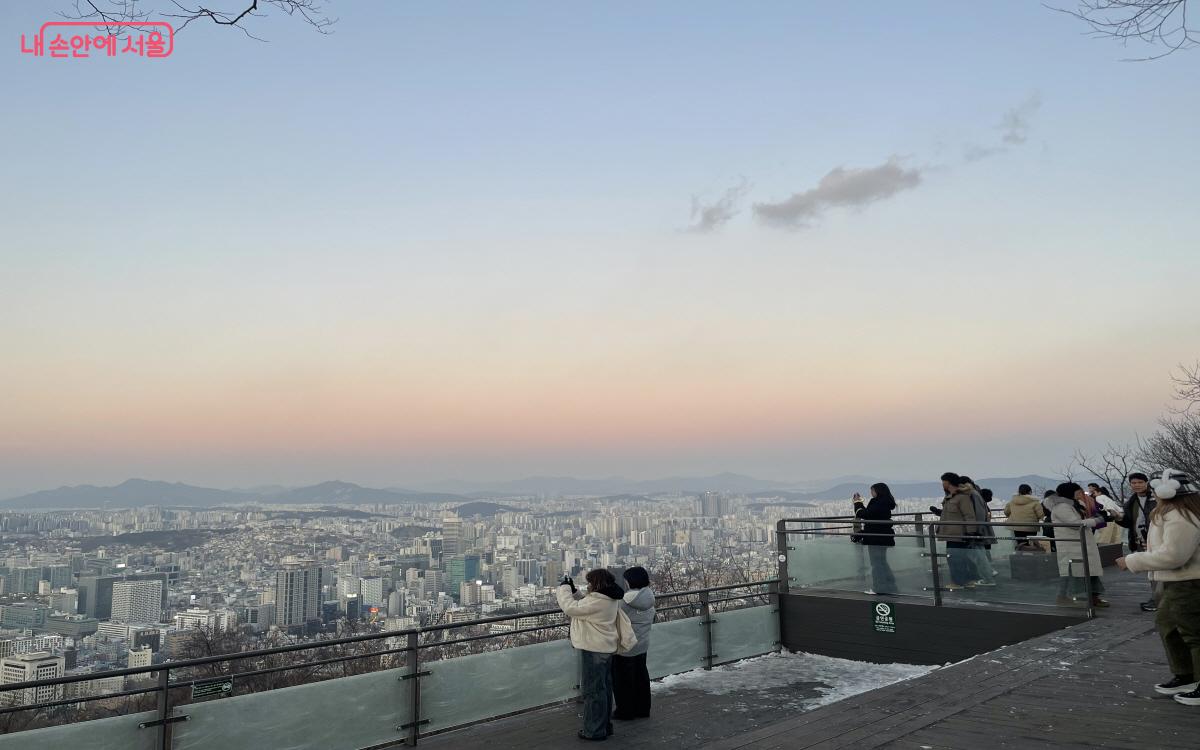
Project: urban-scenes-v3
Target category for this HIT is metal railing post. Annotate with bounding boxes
[927,524,943,607]
[775,520,789,595]
[768,580,782,653]
[915,512,926,548]
[406,631,421,746]
[699,590,715,670]
[1080,526,1095,618]
[156,667,170,750]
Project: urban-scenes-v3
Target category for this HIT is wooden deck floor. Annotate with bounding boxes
[421,570,1200,749]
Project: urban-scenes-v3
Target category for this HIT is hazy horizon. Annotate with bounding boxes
[3,3,1196,500]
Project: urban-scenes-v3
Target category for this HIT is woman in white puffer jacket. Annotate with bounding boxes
[556,568,637,741]
[1118,469,1200,706]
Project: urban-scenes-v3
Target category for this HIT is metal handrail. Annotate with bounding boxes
[0,579,778,696]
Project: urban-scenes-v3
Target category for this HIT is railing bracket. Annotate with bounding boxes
[399,719,430,730]
[138,715,189,729]
[399,670,431,681]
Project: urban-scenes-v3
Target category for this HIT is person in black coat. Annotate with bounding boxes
[1117,471,1159,612]
[854,483,898,595]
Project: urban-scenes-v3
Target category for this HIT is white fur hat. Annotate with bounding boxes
[1150,469,1200,500]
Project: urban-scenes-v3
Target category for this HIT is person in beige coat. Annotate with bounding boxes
[1118,469,1200,705]
[1005,484,1045,541]
[556,568,637,741]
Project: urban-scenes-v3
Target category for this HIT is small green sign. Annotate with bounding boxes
[872,601,896,633]
[191,677,233,700]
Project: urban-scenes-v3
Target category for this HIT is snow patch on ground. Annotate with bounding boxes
[653,651,937,711]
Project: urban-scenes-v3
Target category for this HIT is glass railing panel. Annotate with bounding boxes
[785,531,934,599]
[419,637,577,733]
[933,526,1090,611]
[646,614,706,679]
[0,710,159,750]
[172,665,410,750]
[710,605,778,664]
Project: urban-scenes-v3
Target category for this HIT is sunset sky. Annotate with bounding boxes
[2,2,1198,497]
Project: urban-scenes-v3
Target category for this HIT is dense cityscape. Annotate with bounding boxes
[0,485,807,715]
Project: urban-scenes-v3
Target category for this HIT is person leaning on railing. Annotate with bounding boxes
[611,566,655,721]
[1117,469,1200,706]
[556,569,637,742]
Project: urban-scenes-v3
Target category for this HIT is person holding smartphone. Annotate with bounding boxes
[854,483,898,595]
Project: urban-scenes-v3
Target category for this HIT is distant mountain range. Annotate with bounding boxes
[750,475,1061,504]
[0,473,1063,511]
[0,479,472,510]
[406,472,798,497]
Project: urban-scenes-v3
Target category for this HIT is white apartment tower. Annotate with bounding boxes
[111,580,163,624]
[274,562,323,628]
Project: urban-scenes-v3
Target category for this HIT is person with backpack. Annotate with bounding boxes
[853,483,898,595]
[557,569,637,741]
[1117,469,1200,705]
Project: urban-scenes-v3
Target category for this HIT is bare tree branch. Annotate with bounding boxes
[1050,1,1198,59]
[59,0,335,39]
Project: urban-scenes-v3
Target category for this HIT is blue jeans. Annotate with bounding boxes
[580,650,613,739]
[968,545,995,583]
[946,541,976,585]
[867,545,897,594]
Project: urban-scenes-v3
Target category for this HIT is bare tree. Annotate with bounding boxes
[1140,415,1200,479]
[1169,361,1200,413]
[1054,1,1198,58]
[1137,361,1200,479]
[1068,443,1142,498]
[61,0,335,40]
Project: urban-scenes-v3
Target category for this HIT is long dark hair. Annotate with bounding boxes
[871,482,896,510]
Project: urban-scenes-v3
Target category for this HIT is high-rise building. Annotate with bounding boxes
[442,516,463,558]
[358,576,385,608]
[273,562,323,629]
[387,589,406,617]
[447,554,481,597]
[0,652,64,707]
[0,602,49,630]
[78,573,169,620]
[111,580,163,624]
[696,492,728,518]
[459,581,482,606]
[49,589,78,615]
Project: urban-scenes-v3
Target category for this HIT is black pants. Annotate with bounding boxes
[611,652,651,719]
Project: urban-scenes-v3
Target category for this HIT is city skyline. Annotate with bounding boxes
[4,2,1198,497]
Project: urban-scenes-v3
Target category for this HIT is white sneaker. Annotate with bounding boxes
[1174,689,1200,705]
[863,589,877,595]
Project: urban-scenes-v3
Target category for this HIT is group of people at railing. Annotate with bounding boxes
[850,468,1200,708]
[555,566,656,742]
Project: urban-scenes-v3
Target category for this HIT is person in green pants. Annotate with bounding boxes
[1118,469,1200,705]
